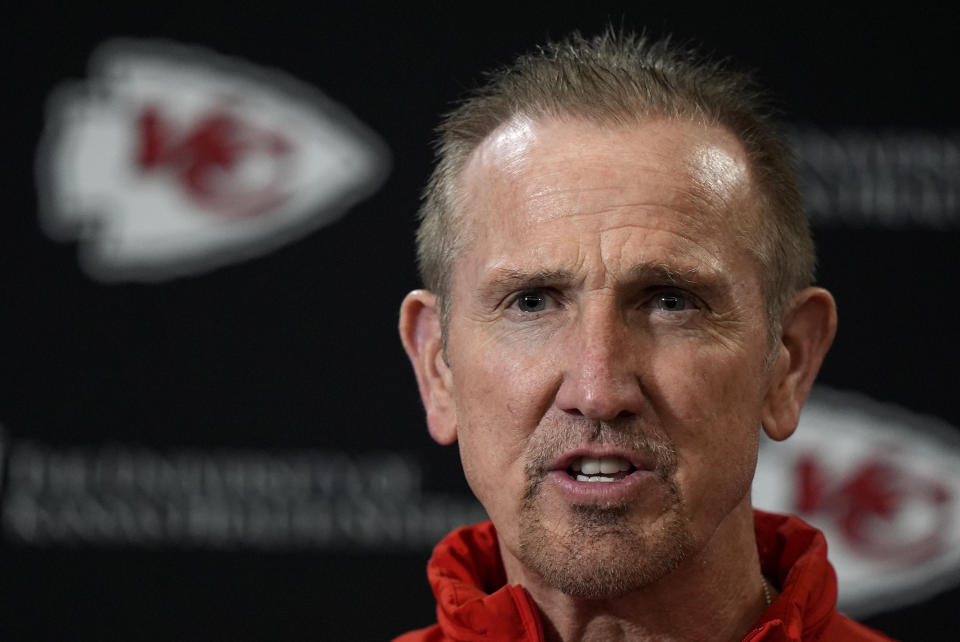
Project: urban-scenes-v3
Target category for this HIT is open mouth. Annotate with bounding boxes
[566,455,637,482]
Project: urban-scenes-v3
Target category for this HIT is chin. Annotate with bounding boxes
[517,503,693,600]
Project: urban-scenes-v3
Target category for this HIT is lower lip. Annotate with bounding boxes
[545,469,659,503]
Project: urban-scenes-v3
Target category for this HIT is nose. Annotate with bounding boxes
[554,303,645,421]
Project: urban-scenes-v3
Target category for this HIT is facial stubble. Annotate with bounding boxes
[516,422,692,600]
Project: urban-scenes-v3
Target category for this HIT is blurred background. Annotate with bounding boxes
[3,3,958,640]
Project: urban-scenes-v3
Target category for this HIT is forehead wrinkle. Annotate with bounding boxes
[626,262,709,286]
[457,116,761,299]
[469,200,735,288]
[520,185,736,228]
[484,246,718,287]
[524,173,691,209]
[513,133,756,238]
[588,217,729,275]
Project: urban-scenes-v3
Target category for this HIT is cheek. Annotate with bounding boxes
[647,342,762,425]
[455,406,530,540]
[647,344,764,507]
[449,340,555,518]
[450,326,558,444]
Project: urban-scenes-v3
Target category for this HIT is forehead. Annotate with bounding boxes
[453,115,760,278]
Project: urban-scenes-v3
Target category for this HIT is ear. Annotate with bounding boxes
[399,289,458,445]
[762,287,837,441]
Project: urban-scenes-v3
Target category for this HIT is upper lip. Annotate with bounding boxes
[550,447,652,473]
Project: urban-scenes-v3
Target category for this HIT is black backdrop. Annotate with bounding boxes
[3,3,959,640]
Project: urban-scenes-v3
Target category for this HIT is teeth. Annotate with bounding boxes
[580,458,601,475]
[571,456,632,475]
[601,457,630,474]
[576,475,617,482]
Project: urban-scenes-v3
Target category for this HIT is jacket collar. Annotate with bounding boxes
[426,511,840,641]
[746,510,840,640]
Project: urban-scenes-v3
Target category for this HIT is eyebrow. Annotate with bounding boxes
[626,263,731,304]
[626,263,705,287]
[483,268,577,293]
[480,262,721,297]
[475,268,572,306]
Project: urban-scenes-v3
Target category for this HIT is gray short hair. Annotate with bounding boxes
[416,29,814,335]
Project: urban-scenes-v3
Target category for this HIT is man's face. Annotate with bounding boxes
[442,115,777,598]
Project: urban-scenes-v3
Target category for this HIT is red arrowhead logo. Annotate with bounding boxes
[37,39,389,281]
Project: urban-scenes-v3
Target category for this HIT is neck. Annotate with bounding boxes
[504,500,770,642]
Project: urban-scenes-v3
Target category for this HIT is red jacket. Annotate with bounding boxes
[394,511,894,641]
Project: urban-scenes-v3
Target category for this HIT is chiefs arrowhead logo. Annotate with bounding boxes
[135,104,294,218]
[36,38,390,281]
[754,386,960,617]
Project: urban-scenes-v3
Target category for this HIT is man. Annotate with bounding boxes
[397,30,892,641]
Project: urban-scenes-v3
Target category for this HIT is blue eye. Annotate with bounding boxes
[516,291,547,312]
